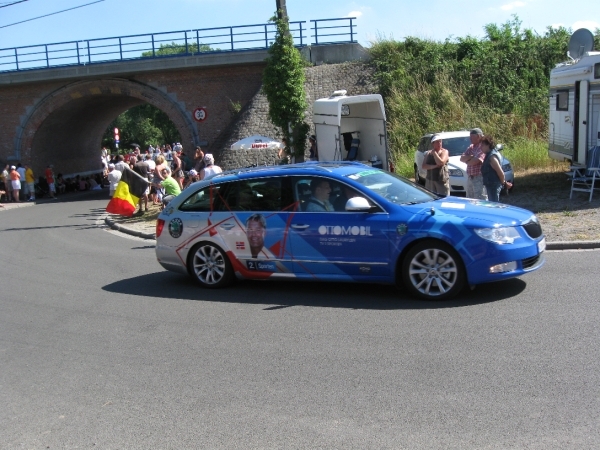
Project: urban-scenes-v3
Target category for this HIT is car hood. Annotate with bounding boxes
[400,196,537,228]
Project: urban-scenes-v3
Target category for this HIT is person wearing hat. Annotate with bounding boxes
[460,128,488,200]
[421,134,450,196]
[183,168,200,189]
[199,154,222,180]
[309,135,318,161]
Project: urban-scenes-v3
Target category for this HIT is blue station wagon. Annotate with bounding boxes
[155,162,545,300]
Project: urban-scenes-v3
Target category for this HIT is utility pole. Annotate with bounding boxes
[275,0,288,20]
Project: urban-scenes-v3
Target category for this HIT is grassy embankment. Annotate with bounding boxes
[367,19,593,179]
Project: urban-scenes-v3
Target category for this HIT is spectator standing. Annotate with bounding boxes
[421,134,450,196]
[308,135,318,161]
[170,148,184,189]
[16,164,27,200]
[480,136,512,202]
[193,146,205,172]
[199,154,222,180]
[0,164,9,202]
[25,164,35,201]
[460,128,488,200]
[45,164,57,199]
[107,164,121,197]
[152,155,168,205]
[114,155,128,173]
[10,166,21,202]
[134,155,150,213]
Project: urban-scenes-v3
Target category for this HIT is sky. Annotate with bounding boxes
[0,0,599,51]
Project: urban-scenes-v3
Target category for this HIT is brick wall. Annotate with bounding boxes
[0,61,376,176]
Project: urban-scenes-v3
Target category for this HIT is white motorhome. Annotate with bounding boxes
[549,29,600,164]
[312,91,391,170]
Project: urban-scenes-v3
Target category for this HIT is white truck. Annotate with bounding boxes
[549,29,600,164]
[312,90,391,170]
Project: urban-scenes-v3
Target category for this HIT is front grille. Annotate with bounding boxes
[522,254,542,269]
[522,218,543,239]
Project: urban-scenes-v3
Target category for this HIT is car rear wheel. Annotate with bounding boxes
[401,240,465,300]
[189,242,233,288]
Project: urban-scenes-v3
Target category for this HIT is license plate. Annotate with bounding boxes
[537,237,546,253]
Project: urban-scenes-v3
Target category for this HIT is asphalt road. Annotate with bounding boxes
[1,191,599,449]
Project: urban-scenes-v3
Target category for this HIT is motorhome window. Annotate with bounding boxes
[595,63,600,79]
[556,91,569,111]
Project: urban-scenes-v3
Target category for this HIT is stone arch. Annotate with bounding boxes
[16,78,199,175]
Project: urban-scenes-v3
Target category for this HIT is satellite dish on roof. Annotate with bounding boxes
[568,28,595,60]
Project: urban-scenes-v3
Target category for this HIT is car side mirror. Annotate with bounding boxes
[345,197,371,212]
[496,144,504,151]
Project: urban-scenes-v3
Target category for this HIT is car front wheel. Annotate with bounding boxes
[188,242,233,288]
[401,240,465,300]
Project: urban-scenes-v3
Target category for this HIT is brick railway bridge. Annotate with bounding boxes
[0,18,371,176]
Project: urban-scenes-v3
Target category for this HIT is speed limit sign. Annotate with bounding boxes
[193,107,207,122]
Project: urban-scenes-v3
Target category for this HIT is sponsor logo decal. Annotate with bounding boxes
[396,224,408,236]
[168,218,183,238]
[236,241,246,250]
[246,260,277,272]
[318,225,372,236]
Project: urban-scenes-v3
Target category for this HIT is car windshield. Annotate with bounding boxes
[345,169,436,205]
[442,136,472,156]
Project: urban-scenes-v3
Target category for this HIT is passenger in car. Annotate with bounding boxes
[305,178,334,212]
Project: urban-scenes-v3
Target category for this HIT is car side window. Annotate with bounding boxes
[232,179,283,212]
[418,138,429,153]
[179,184,221,212]
[293,177,378,212]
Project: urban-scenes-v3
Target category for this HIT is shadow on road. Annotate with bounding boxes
[103,271,528,310]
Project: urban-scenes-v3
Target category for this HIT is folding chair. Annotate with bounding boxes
[570,146,600,201]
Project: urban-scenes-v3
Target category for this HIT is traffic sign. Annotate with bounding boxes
[193,107,207,122]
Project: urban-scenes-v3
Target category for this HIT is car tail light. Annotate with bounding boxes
[156,219,165,238]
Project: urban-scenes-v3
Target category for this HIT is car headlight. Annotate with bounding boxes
[502,163,512,172]
[474,227,521,244]
[448,168,463,177]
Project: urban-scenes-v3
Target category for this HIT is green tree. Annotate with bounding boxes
[262,13,310,161]
[141,41,215,57]
[102,104,180,151]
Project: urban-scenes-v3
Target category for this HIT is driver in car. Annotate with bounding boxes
[306,179,335,212]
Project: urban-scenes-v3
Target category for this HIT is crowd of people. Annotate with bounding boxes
[103,143,222,214]
[421,127,512,202]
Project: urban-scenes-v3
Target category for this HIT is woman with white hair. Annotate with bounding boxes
[199,154,222,180]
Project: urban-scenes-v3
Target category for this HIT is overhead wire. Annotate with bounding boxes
[0,0,105,29]
[0,0,31,8]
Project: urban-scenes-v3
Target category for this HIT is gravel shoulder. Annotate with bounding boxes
[106,168,600,243]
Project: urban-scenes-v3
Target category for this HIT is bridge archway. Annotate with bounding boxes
[17,78,199,175]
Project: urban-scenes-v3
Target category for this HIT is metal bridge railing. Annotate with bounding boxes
[0,17,357,73]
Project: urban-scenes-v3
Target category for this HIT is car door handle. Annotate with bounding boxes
[291,224,310,230]
[220,223,235,230]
